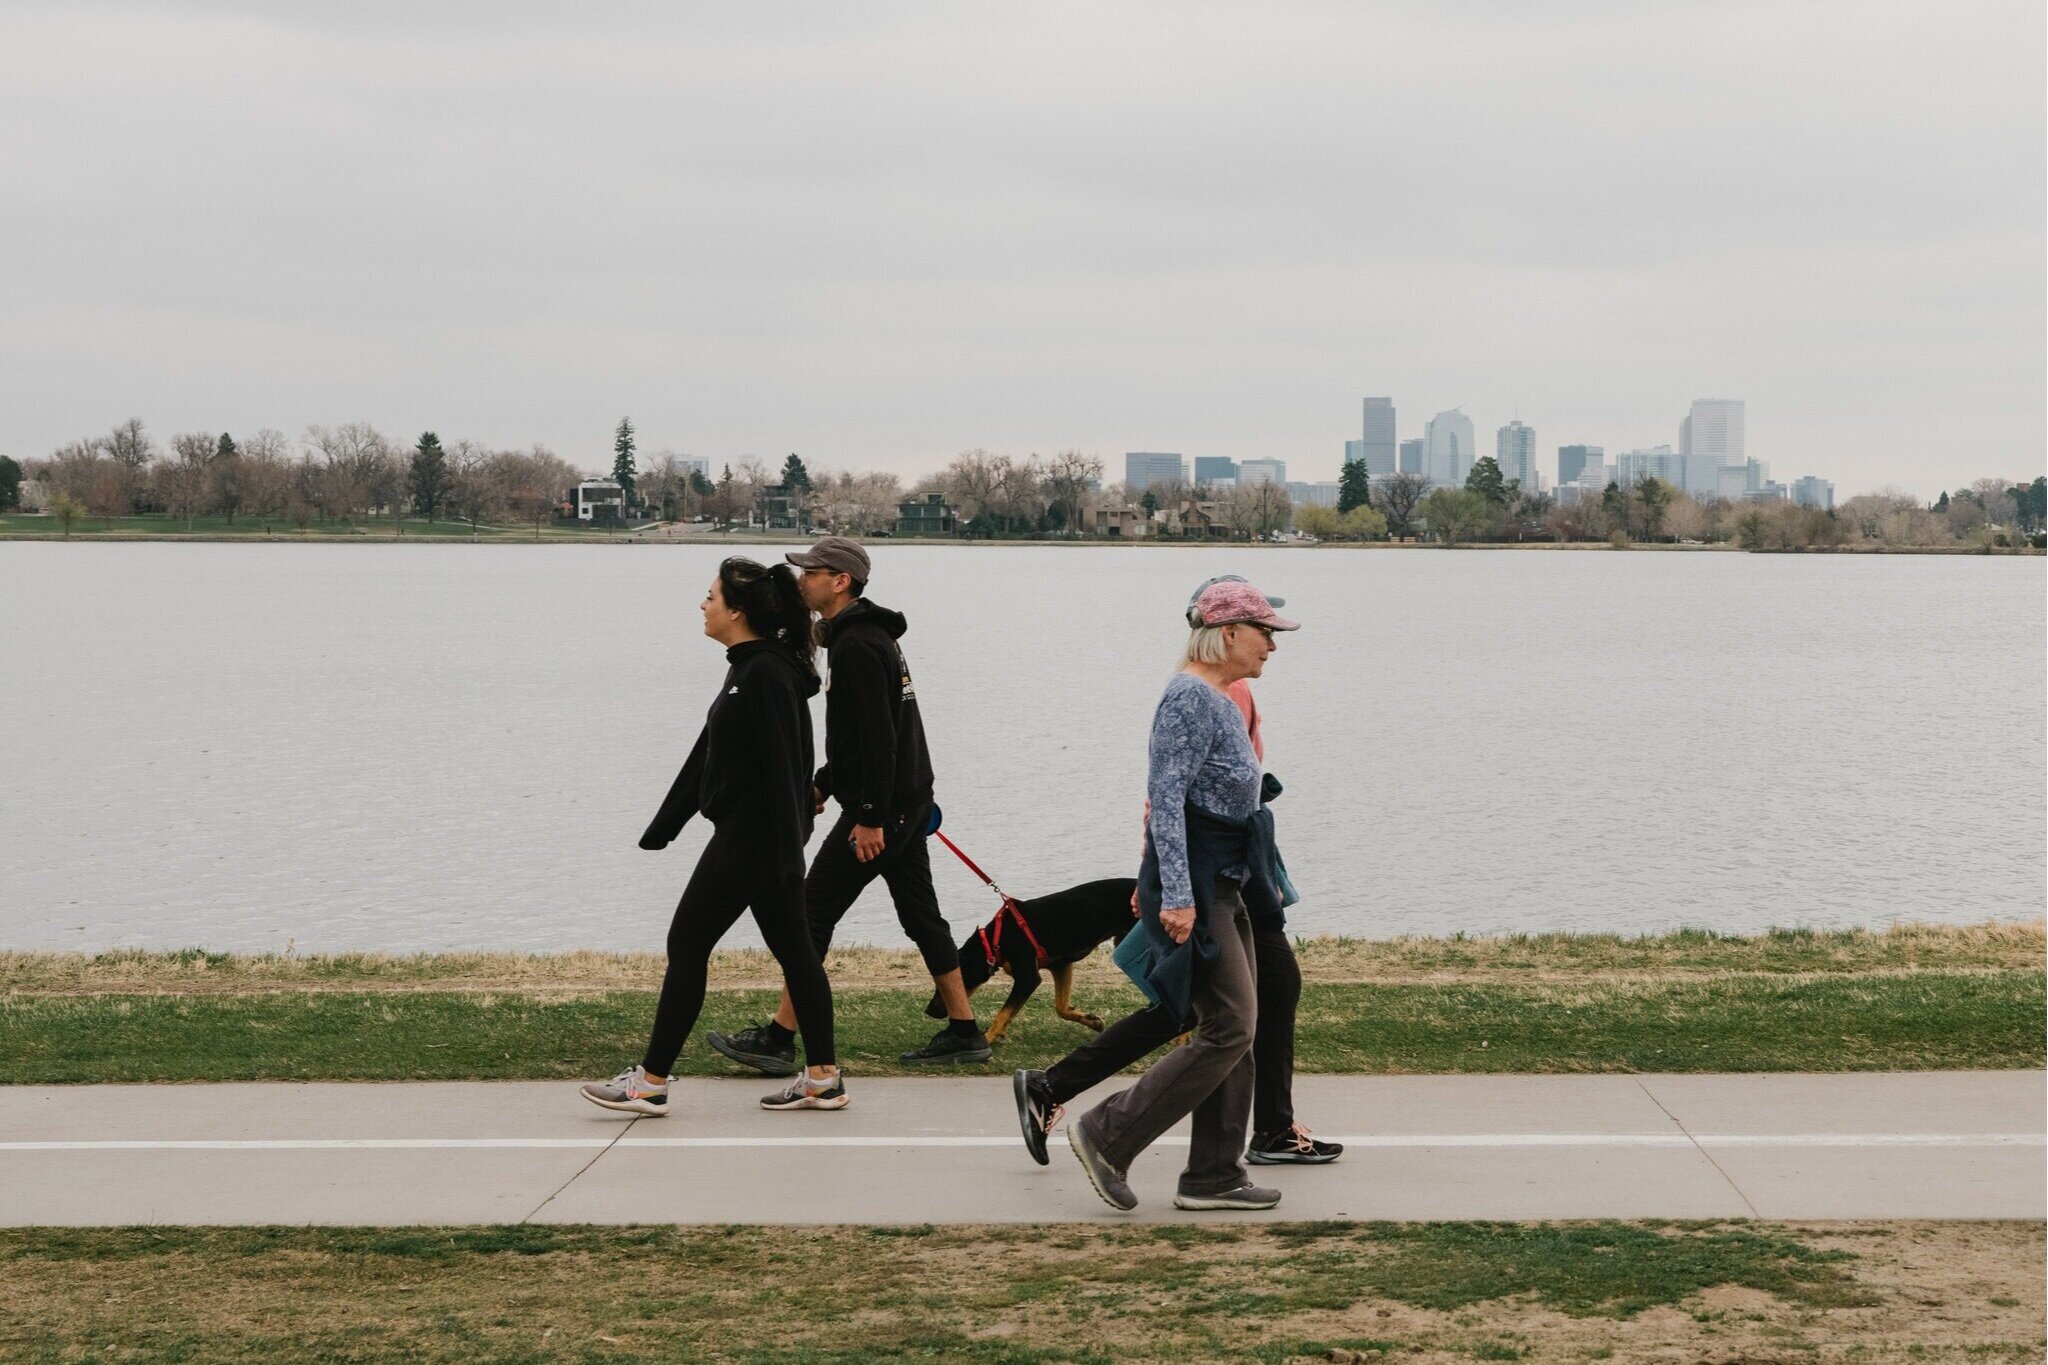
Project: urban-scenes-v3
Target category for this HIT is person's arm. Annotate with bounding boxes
[736,661,811,871]
[1146,682,1215,920]
[841,636,900,831]
[640,726,708,850]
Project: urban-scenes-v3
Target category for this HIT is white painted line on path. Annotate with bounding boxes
[2,1133,2039,1153]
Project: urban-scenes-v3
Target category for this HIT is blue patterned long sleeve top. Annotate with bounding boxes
[1147,672,1265,909]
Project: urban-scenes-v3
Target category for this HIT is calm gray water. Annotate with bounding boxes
[3,543,2042,953]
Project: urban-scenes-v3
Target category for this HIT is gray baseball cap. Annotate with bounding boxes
[785,535,871,582]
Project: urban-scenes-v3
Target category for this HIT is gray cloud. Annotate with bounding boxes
[3,1,2039,494]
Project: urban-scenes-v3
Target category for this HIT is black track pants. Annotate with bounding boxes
[804,804,960,978]
[642,825,836,1075]
[1045,923,1300,1138]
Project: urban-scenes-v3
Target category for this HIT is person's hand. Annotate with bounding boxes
[812,786,826,816]
[851,823,886,862]
[1159,907,1195,944]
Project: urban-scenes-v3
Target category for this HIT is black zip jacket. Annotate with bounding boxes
[640,641,821,870]
[811,599,935,828]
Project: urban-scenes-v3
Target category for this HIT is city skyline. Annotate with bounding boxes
[1,3,2038,500]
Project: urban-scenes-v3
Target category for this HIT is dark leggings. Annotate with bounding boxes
[1045,923,1302,1138]
[641,825,836,1075]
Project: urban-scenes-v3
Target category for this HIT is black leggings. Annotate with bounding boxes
[641,825,836,1075]
[1044,923,1302,1138]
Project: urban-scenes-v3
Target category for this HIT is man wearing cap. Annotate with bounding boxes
[708,535,991,1072]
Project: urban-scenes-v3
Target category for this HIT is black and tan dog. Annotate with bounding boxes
[924,877,1140,1042]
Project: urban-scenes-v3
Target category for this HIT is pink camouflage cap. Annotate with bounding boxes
[1189,579,1300,631]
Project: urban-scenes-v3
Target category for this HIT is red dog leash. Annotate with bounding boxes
[932,828,1052,969]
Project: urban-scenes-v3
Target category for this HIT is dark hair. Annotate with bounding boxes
[718,557,816,675]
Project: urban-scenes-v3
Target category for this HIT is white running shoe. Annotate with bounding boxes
[580,1065,670,1116]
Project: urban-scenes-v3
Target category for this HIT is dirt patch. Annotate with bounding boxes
[2,1221,2040,1362]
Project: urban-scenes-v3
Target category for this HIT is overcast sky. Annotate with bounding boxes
[3,1,2040,497]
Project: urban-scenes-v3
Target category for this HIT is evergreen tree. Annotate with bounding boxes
[780,452,811,491]
[1140,489,1159,516]
[410,431,449,521]
[1932,490,1950,513]
[215,432,237,460]
[1465,455,1509,506]
[689,470,716,498]
[612,418,637,506]
[1338,458,1371,513]
[0,455,21,511]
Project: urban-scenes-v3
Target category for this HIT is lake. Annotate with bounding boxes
[3,542,2041,953]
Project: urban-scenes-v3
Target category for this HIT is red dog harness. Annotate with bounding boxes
[933,830,1052,968]
[976,897,1050,969]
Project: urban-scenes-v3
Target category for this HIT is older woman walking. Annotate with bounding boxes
[1068,579,1299,1211]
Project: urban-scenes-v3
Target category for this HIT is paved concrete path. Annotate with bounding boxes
[1,1072,2039,1226]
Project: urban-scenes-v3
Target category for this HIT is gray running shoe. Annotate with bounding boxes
[1068,1116,1136,1211]
[898,1026,992,1065]
[1174,1182,1281,1211]
[707,1022,799,1077]
[759,1073,850,1111]
[579,1065,670,1117]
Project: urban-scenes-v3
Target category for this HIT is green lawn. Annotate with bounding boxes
[2,971,2037,1083]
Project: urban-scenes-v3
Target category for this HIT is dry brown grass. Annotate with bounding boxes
[5,920,2039,998]
[0,1221,2039,1363]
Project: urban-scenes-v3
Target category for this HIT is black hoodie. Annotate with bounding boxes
[812,598,935,828]
[640,640,821,870]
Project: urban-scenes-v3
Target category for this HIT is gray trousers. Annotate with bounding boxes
[1080,881,1256,1197]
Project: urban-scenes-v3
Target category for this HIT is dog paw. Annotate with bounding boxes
[1079,1014,1104,1032]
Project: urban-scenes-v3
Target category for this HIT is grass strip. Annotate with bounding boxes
[5,1221,2041,1363]
[2,973,2038,1083]
[5,921,2041,995]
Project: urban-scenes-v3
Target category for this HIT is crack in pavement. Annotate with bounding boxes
[523,1115,639,1223]
[1634,1076,1759,1218]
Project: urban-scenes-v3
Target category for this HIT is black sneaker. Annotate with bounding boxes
[897,1026,992,1066]
[1013,1069,1061,1166]
[707,1022,798,1077]
[1246,1123,1344,1165]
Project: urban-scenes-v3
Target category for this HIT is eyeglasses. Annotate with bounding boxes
[1230,623,1276,642]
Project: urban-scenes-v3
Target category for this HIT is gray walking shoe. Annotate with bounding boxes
[1173,1182,1281,1211]
[579,1065,670,1117]
[1068,1117,1136,1211]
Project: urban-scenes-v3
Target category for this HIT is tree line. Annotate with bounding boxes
[5,419,2040,550]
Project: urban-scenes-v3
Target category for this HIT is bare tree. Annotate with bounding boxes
[305,423,397,521]
[1376,472,1430,541]
[163,432,215,528]
[940,449,1007,529]
[446,440,507,534]
[1041,450,1102,536]
[104,419,153,510]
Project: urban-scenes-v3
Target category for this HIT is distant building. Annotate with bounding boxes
[1398,438,1425,476]
[572,479,626,523]
[1161,498,1232,539]
[895,492,958,537]
[1614,446,1684,488]
[1082,503,1155,538]
[1124,452,1186,490]
[1717,458,1770,501]
[1680,398,1745,500]
[1791,476,1834,511]
[1496,421,1537,489]
[680,456,710,480]
[1557,444,1602,488]
[754,482,805,530]
[1425,409,1475,487]
[1238,459,1287,486]
[1193,456,1239,486]
[1287,481,1342,508]
[1343,439,1365,468]
[1360,397,1397,475]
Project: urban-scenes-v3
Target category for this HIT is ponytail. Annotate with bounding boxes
[718,557,817,677]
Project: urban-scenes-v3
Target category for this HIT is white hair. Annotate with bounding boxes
[1182,624,1229,666]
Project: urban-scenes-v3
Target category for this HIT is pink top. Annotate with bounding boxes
[1226,679,1264,763]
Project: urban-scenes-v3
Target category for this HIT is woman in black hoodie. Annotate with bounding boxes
[581,557,846,1115]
